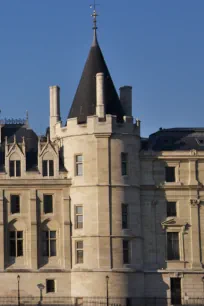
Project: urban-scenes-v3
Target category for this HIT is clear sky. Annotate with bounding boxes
[0,0,203,137]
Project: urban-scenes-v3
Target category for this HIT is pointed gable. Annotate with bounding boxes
[68,33,124,123]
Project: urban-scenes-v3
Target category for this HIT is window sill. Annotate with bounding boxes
[165,260,188,263]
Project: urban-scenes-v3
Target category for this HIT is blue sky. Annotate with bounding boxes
[0,0,203,137]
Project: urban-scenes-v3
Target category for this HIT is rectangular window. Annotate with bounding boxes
[76,155,83,176]
[167,232,180,260]
[76,298,83,306]
[122,204,128,229]
[123,240,130,264]
[46,279,55,293]
[9,231,23,257]
[11,195,20,214]
[165,166,175,182]
[44,195,53,214]
[42,231,56,257]
[76,241,83,264]
[121,153,128,176]
[167,201,176,217]
[75,206,83,229]
[43,160,54,177]
[9,160,21,177]
[171,278,181,305]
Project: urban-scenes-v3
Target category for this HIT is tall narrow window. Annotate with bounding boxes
[75,155,83,176]
[43,160,54,177]
[9,231,23,257]
[42,231,56,257]
[121,153,128,176]
[9,160,21,177]
[123,240,130,264]
[122,204,128,229]
[46,279,55,293]
[44,195,53,214]
[171,278,181,305]
[76,241,83,263]
[11,195,20,214]
[75,206,83,229]
[167,201,176,217]
[167,232,180,260]
[165,167,175,182]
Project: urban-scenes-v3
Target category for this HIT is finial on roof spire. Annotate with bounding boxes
[90,1,99,46]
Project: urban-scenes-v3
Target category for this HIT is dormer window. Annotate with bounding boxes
[9,160,21,177]
[43,160,54,177]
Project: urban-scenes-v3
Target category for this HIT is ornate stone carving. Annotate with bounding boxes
[190,198,200,207]
[190,149,197,156]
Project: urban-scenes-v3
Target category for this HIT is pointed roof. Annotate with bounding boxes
[68,30,124,123]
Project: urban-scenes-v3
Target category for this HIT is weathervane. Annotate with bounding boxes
[90,0,99,30]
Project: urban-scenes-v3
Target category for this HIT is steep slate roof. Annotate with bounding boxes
[142,128,204,151]
[68,32,124,123]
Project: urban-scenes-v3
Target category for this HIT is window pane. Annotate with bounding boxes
[76,206,83,214]
[167,202,176,217]
[50,240,56,256]
[167,232,180,260]
[11,195,20,214]
[17,231,23,239]
[17,240,23,256]
[9,161,14,177]
[122,204,128,229]
[49,160,54,176]
[50,231,56,239]
[43,239,49,256]
[76,164,83,176]
[44,195,53,214]
[123,240,129,264]
[76,241,83,249]
[77,250,83,263]
[10,239,16,257]
[43,160,48,177]
[16,161,21,177]
[46,279,55,293]
[165,167,175,182]
[10,231,15,238]
[76,155,83,163]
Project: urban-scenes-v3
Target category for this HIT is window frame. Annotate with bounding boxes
[10,194,20,214]
[167,201,177,217]
[9,160,21,177]
[122,204,129,229]
[167,232,180,260]
[43,194,53,214]
[75,205,83,229]
[123,239,130,264]
[42,160,54,177]
[75,155,83,176]
[76,240,83,264]
[121,152,128,176]
[9,230,23,257]
[46,279,56,293]
[165,166,176,182]
[42,230,57,257]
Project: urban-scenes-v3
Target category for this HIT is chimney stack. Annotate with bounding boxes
[96,73,105,118]
[119,86,132,116]
[50,86,60,139]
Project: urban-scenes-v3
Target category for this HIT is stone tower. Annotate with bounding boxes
[49,10,142,299]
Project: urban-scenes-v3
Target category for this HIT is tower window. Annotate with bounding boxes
[46,279,55,293]
[122,204,128,229]
[44,195,53,214]
[9,160,21,177]
[11,195,20,214]
[43,160,54,177]
[76,241,83,264]
[123,240,130,264]
[121,153,128,176]
[75,206,83,229]
[167,232,180,260]
[9,231,23,257]
[165,167,175,182]
[75,155,83,176]
[42,231,57,257]
[167,201,176,217]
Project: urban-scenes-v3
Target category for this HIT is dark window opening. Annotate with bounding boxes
[75,206,83,229]
[121,153,128,176]
[165,166,175,182]
[167,202,176,217]
[44,195,53,214]
[122,204,128,229]
[76,241,83,264]
[171,278,181,305]
[42,230,56,257]
[123,240,130,264]
[167,232,180,260]
[46,279,55,293]
[9,231,23,257]
[9,160,21,177]
[11,195,20,214]
[43,160,54,177]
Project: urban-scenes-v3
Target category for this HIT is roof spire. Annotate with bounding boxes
[90,1,99,46]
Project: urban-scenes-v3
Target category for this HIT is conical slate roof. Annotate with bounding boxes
[68,32,124,123]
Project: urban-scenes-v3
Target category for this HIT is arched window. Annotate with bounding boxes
[8,220,26,257]
[41,220,59,257]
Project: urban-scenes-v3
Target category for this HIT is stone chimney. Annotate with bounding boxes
[119,86,132,116]
[96,73,105,118]
[50,86,60,138]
